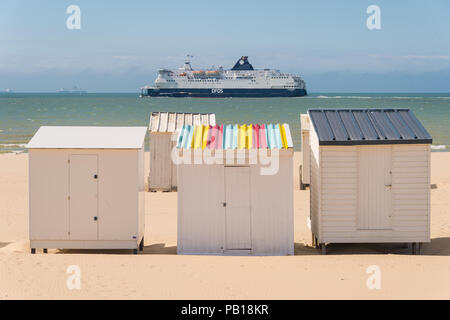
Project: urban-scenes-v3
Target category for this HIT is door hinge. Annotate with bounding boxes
[68,159,70,164]
[68,196,70,200]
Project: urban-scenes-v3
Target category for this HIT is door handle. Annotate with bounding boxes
[222,202,227,207]
[94,216,98,221]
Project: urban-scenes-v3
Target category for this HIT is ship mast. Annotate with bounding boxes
[182,54,193,71]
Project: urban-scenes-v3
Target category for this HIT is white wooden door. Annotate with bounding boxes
[69,155,98,240]
[357,146,392,230]
[224,166,251,250]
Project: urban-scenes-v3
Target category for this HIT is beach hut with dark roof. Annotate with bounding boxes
[307,108,432,254]
[176,123,294,255]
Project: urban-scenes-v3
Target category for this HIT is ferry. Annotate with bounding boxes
[140,56,307,97]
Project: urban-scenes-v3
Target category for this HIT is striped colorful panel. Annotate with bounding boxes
[280,124,288,149]
[209,125,218,149]
[177,125,186,148]
[275,124,283,149]
[232,125,238,149]
[176,123,293,150]
[202,125,210,149]
[186,125,194,149]
[259,124,267,149]
[193,125,203,149]
[267,124,275,149]
[252,124,259,149]
[218,124,224,149]
[247,124,252,149]
[238,124,246,149]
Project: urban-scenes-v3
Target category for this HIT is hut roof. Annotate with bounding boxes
[308,108,432,145]
[27,126,147,149]
[149,112,216,133]
[176,124,293,150]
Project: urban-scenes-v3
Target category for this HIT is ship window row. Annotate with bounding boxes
[187,79,220,82]
[272,76,289,79]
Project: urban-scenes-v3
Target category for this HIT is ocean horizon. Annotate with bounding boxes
[1,92,449,153]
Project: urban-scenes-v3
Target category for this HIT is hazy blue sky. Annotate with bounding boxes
[1,0,449,92]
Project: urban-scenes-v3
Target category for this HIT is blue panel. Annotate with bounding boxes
[232,125,238,149]
[275,124,283,149]
[185,125,194,149]
[177,125,186,148]
[224,124,233,149]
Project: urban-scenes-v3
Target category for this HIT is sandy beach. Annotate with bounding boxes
[0,151,449,299]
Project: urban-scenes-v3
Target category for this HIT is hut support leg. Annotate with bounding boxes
[43,248,48,254]
[139,237,144,251]
[133,249,138,255]
[412,243,416,255]
[300,165,305,190]
[311,234,316,248]
[321,244,327,255]
[31,248,36,254]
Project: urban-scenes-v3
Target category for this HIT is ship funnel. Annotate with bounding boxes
[231,56,254,71]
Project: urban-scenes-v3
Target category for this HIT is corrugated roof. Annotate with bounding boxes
[176,124,293,150]
[27,126,147,149]
[308,109,432,145]
[149,112,216,133]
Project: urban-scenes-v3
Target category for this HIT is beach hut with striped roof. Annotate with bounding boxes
[176,123,294,256]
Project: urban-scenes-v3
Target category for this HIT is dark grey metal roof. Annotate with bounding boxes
[308,108,432,145]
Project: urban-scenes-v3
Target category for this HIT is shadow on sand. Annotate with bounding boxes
[45,238,450,256]
[55,243,177,255]
[0,242,10,249]
[294,237,450,256]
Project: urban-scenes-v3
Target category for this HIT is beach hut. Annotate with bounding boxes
[308,109,432,255]
[176,123,294,255]
[300,114,311,190]
[27,126,147,254]
[148,112,216,191]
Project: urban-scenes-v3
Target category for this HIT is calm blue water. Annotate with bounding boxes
[0,93,449,153]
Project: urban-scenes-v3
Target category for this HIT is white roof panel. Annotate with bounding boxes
[27,126,147,149]
[149,112,216,132]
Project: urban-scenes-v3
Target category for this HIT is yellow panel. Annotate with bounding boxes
[193,125,203,149]
[247,124,252,149]
[280,123,288,149]
[239,125,247,149]
[202,125,209,149]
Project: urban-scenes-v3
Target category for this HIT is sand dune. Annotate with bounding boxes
[0,152,449,299]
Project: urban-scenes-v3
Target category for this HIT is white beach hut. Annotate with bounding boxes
[300,114,311,190]
[148,112,216,191]
[176,123,294,255]
[308,109,432,254]
[27,126,147,254]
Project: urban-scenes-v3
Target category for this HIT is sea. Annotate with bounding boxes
[0,92,449,153]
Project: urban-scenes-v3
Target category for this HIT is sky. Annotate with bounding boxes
[1,0,450,92]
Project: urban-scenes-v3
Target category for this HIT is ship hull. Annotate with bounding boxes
[142,88,307,98]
